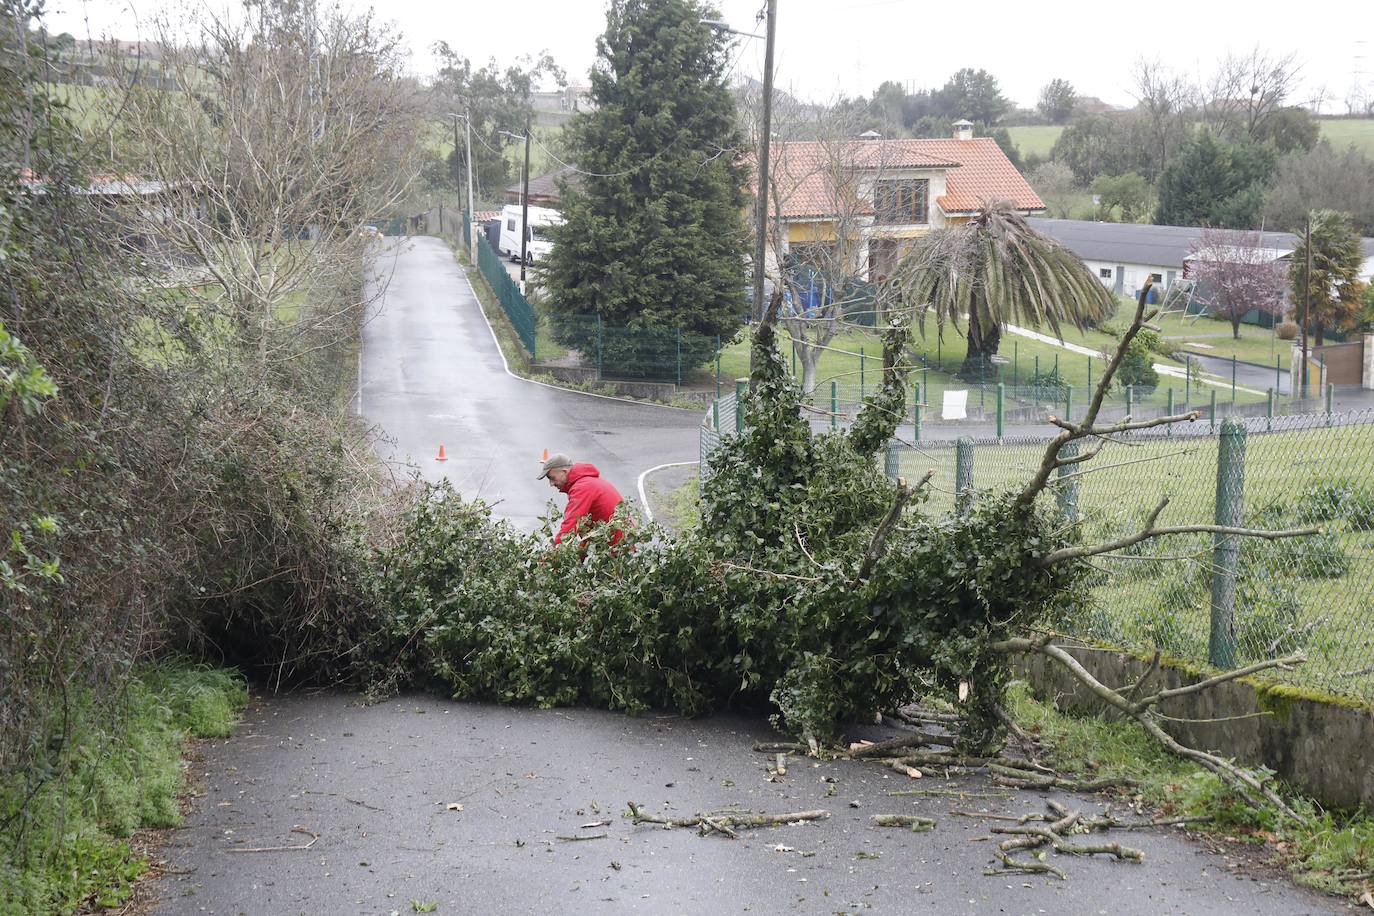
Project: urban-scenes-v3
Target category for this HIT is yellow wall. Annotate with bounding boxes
[786,221,838,243]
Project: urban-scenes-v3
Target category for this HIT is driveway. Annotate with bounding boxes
[359,237,701,531]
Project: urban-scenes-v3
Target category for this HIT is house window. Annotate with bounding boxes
[873,179,929,224]
[1099,268,1113,279]
[1149,272,1163,283]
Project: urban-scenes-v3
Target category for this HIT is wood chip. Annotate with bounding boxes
[446,803,464,811]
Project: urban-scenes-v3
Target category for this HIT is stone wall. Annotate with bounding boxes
[1019,645,1374,810]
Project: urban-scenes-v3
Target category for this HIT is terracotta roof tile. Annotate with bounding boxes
[767,137,1042,220]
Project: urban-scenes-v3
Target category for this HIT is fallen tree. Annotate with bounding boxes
[369,262,1317,828]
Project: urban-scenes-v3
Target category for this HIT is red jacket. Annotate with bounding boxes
[554,463,625,546]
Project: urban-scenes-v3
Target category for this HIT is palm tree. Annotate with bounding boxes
[900,199,1115,379]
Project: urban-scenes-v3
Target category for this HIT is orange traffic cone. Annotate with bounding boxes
[435,444,449,462]
[541,447,549,461]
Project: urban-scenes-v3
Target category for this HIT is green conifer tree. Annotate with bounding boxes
[543,0,749,376]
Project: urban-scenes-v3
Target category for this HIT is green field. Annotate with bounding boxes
[1317,118,1374,154]
[894,419,1374,700]
[1007,118,1374,161]
[1005,124,1064,158]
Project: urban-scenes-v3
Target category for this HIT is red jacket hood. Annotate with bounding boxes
[558,463,600,492]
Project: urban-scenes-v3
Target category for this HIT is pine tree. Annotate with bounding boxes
[543,0,749,374]
[1156,130,1274,228]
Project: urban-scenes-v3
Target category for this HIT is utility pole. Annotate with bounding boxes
[520,115,532,285]
[1301,212,1312,398]
[463,112,476,261]
[748,0,777,381]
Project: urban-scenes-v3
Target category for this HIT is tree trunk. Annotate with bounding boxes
[960,306,1001,381]
[1231,315,1242,339]
[798,344,822,396]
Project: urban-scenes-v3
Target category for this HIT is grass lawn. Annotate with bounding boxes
[712,302,1267,416]
[1005,124,1064,159]
[1156,308,1288,368]
[1317,118,1374,155]
[897,421,1374,700]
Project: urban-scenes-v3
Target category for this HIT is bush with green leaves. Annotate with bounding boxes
[372,313,1084,748]
[1115,329,1162,394]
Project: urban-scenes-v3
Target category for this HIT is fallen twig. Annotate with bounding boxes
[555,833,608,841]
[227,826,319,853]
[625,801,829,838]
[871,814,937,832]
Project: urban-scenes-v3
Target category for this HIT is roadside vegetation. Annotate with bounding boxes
[2,1,422,909]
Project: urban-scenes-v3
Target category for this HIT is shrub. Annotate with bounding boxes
[1276,320,1299,341]
[1115,330,1161,394]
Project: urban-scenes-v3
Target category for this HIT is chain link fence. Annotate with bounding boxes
[700,393,1374,701]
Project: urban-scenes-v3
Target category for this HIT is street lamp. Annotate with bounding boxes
[705,1,776,382]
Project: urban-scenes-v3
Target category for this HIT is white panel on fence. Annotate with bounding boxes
[942,389,968,420]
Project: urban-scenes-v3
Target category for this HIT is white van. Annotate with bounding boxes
[498,204,562,264]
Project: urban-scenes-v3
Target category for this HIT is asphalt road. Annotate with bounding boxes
[359,237,702,531]
[150,694,1342,915]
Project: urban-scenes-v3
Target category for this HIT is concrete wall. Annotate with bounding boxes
[1019,645,1374,811]
[1311,340,1364,386]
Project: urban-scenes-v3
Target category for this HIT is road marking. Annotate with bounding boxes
[636,461,698,524]
[451,253,701,412]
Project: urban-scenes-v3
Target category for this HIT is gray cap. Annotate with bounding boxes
[537,452,574,479]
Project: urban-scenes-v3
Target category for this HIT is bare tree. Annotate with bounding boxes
[1203,47,1302,142]
[114,0,424,357]
[1130,58,1196,179]
[1027,161,1078,219]
[755,94,921,395]
[1185,228,1289,338]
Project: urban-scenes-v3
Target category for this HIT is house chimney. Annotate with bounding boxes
[952,119,974,141]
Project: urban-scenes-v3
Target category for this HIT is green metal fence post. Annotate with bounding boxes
[1266,388,1274,431]
[1166,387,1175,436]
[676,328,683,387]
[913,383,922,442]
[735,378,747,434]
[1210,390,1217,431]
[1209,418,1247,668]
[1054,352,1059,378]
[712,400,720,432]
[1055,440,1080,522]
[955,437,974,516]
[596,314,603,380]
[860,347,866,400]
[996,383,1005,440]
[1034,354,1040,381]
[1013,341,1019,387]
[1065,385,1072,424]
[791,341,797,378]
[1275,355,1282,397]
[884,440,900,480]
[1087,357,1092,395]
[1231,354,1237,404]
[1326,382,1334,425]
[715,337,721,399]
[830,380,838,430]
[1125,384,1133,417]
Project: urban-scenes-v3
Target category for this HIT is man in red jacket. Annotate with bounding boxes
[538,453,626,547]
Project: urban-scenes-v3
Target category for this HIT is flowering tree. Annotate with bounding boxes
[1186,227,1289,338]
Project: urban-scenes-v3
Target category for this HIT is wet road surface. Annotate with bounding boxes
[359,237,702,531]
[151,694,1342,915]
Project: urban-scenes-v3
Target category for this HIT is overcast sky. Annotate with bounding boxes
[40,0,1374,113]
